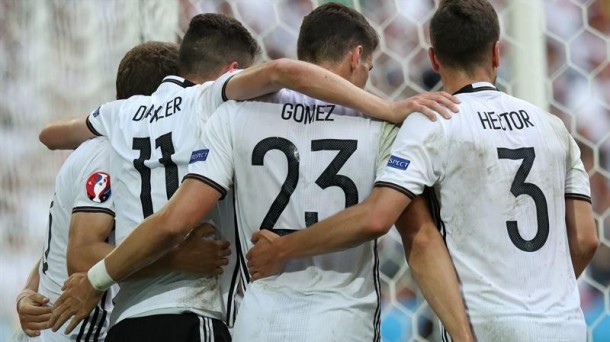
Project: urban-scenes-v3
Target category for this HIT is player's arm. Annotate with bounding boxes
[224,58,459,123]
[66,212,114,275]
[396,196,474,342]
[67,211,229,279]
[247,186,411,279]
[16,259,52,337]
[49,179,222,333]
[565,198,598,278]
[39,115,95,150]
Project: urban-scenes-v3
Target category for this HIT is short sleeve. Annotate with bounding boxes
[376,122,399,173]
[86,100,124,138]
[185,102,236,199]
[375,113,447,199]
[565,134,591,202]
[195,69,243,123]
[72,138,115,216]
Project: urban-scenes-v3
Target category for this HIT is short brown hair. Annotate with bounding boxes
[297,3,379,64]
[179,13,260,78]
[430,0,500,74]
[116,41,179,100]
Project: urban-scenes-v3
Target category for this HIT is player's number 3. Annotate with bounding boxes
[497,147,550,252]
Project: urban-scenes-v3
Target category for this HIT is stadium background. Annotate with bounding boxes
[1,0,609,340]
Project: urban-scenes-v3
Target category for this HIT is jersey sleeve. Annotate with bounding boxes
[374,114,447,199]
[85,100,123,138]
[72,139,115,216]
[185,102,236,199]
[195,69,242,122]
[565,134,591,202]
[375,122,399,173]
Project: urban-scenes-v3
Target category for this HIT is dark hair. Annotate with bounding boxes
[116,41,179,100]
[179,13,260,78]
[430,0,500,73]
[297,2,379,64]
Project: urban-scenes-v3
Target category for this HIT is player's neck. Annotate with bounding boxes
[440,67,496,95]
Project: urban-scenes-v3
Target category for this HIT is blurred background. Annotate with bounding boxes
[1,0,609,341]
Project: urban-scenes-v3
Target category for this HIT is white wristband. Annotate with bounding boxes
[87,260,115,291]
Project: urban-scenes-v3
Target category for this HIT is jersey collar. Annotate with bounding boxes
[453,82,498,95]
[161,75,196,88]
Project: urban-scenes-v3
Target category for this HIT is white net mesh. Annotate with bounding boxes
[1,0,609,340]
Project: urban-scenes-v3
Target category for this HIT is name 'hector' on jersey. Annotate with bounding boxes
[280,103,335,124]
[132,96,182,123]
[477,109,534,131]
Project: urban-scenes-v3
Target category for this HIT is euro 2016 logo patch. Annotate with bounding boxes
[86,172,111,203]
[387,155,410,170]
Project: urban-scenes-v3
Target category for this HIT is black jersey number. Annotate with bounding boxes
[252,138,358,229]
[41,200,53,274]
[497,147,549,252]
[132,132,178,218]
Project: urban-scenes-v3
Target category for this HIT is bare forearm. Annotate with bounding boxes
[403,232,472,341]
[24,260,41,292]
[227,59,393,122]
[271,60,391,120]
[68,242,113,275]
[277,203,382,261]
[566,199,598,278]
[104,213,187,282]
[39,116,93,150]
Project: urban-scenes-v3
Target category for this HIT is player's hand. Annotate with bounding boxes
[49,272,103,334]
[170,223,231,276]
[246,230,285,281]
[390,91,460,123]
[16,289,52,336]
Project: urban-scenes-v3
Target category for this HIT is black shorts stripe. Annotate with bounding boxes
[84,305,101,341]
[86,116,102,136]
[72,206,115,217]
[374,181,416,199]
[221,74,237,102]
[75,311,91,341]
[372,239,381,342]
[183,173,227,200]
[565,193,592,203]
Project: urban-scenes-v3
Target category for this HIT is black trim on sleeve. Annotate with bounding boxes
[86,117,102,136]
[72,206,115,217]
[221,74,237,102]
[374,181,416,199]
[183,173,227,200]
[565,193,592,203]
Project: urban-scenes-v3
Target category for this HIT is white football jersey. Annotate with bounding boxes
[38,137,116,341]
[86,73,239,325]
[376,82,591,341]
[187,89,397,342]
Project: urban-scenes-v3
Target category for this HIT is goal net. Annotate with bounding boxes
[1,0,608,341]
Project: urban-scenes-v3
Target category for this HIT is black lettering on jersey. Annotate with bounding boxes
[478,110,534,131]
[281,103,334,124]
[133,105,147,121]
[132,96,182,123]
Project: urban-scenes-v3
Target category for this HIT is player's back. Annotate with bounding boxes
[197,89,395,341]
[39,137,115,341]
[86,75,236,325]
[436,83,588,339]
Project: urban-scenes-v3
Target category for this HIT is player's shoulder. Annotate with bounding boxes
[501,92,569,132]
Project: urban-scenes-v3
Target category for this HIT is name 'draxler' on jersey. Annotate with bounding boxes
[132,96,183,123]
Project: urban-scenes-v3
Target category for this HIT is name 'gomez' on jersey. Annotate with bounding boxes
[186,89,397,342]
[85,73,239,325]
[375,82,591,340]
